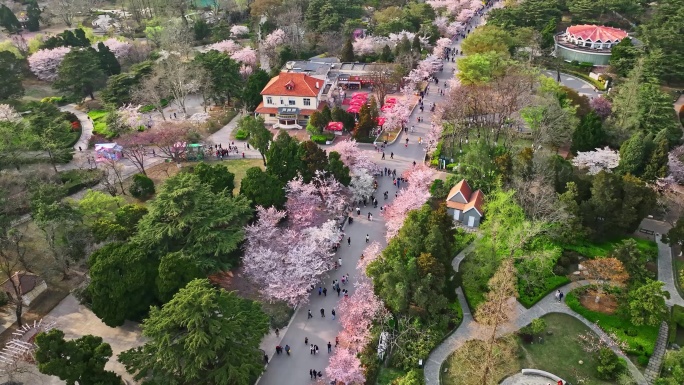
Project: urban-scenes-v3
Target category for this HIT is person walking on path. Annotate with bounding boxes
[305,337,309,345]
[275,328,279,337]
[366,234,370,243]
[327,342,332,353]
[318,287,322,296]
[390,152,394,159]
[559,290,564,302]
[335,337,339,347]
[367,212,371,220]
[314,345,319,354]
[336,286,341,296]
[285,345,291,355]
[347,237,351,246]
[381,152,385,160]
[323,287,327,296]
[310,369,314,379]
[310,344,314,354]
[320,308,325,317]
[332,309,336,320]
[308,309,313,319]
[338,257,342,267]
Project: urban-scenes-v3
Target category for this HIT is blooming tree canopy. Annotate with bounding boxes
[330,140,378,175]
[285,172,347,228]
[239,64,253,77]
[352,36,384,56]
[383,164,434,240]
[0,104,21,122]
[28,46,71,81]
[434,16,449,34]
[100,38,132,60]
[263,29,286,51]
[117,104,145,130]
[433,38,452,59]
[243,206,341,306]
[572,146,620,174]
[231,47,258,66]
[206,40,240,54]
[326,348,365,384]
[349,171,375,203]
[357,241,381,272]
[589,96,612,120]
[666,145,684,184]
[230,25,249,37]
[382,99,411,131]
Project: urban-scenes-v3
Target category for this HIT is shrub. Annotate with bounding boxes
[672,305,684,328]
[311,134,328,144]
[235,128,249,140]
[0,291,8,306]
[58,169,103,195]
[637,354,649,366]
[566,288,658,355]
[129,174,155,200]
[596,347,625,380]
[517,275,570,308]
[41,96,66,105]
[553,265,567,275]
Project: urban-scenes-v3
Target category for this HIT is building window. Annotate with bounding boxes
[303,98,311,106]
[266,97,273,105]
[280,98,284,105]
[269,114,276,117]
[288,99,296,106]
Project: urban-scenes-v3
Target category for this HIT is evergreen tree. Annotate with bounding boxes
[0,51,24,100]
[618,131,647,175]
[54,48,107,100]
[341,38,354,62]
[642,137,669,181]
[266,130,303,182]
[321,104,332,125]
[327,151,351,186]
[412,34,421,52]
[96,42,121,76]
[26,0,41,32]
[354,102,375,139]
[609,38,640,77]
[368,96,379,121]
[571,111,604,153]
[380,44,394,62]
[0,5,21,33]
[240,167,287,209]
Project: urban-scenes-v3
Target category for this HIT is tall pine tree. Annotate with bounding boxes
[341,38,354,62]
[97,42,121,76]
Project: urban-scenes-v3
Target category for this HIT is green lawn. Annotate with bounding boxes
[87,110,115,139]
[376,367,407,385]
[516,313,622,385]
[562,236,658,259]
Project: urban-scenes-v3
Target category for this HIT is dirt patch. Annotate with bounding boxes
[579,289,618,314]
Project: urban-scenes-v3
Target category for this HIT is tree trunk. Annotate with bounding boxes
[14,301,23,327]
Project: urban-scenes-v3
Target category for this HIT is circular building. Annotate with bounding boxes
[555,24,628,65]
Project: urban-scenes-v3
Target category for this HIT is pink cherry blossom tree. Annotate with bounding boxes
[589,96,612,120]
[230,25,250,37]
[326,348,365,384]
[352,36,382,56]
[383,164,434,240]
[357,241,381,272]
[667,145,684,184]
[330,140,379,175]
[433,37,452,59]
[243,206,341,306]
[434,16,449,34]
[382,99,411,131]
[231,47,258,66]
[447,21,465,37]
[572,146,620,175]
[0,104,21,122]
[239,64,253,77]
[206,39,240,54]
[117,104,145,130]
[28,46,71,81]
[100,38,132,60]
[285,175,322,229]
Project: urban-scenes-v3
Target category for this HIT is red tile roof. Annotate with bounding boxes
[447,179,471,203]
[464,190,484,215]
[261,72,322,97]
[566,25,627,42]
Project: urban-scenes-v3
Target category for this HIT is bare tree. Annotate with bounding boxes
[47,0,86,27]
[159,56,200,117]
[368,66,397,107]
[277,7,304,53]
[101,159,127,196]
[151,121,191,161]
[118,131,155,175]
[133,72,167,120]
[0,226,32,327]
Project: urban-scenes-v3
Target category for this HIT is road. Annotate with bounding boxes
[256,4,500,385]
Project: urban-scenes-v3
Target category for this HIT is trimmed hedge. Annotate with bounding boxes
[311,134,328,144]
[518,275,571,308]
[235,128,249,140]
[566,287,658,355]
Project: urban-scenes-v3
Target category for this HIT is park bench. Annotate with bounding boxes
[521,369,567,384]
[639,228,655,236]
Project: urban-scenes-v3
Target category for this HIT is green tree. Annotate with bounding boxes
[642,137,669,181]
[354,102,375,139]
[379,44,394,62]
[639,0,684,83]
[88,242,158,326]
[240,166,286,209]
[25,0,41,32]
[194,50,242,105]
[129,173,155,200]
[193,18,211,41]
[0,51,24,100]
[240,115,272,165]
[663,216,684,247]
[571,111,605,153]
[298,140,328,182]
[134,172,252,274]
[76,190,124,227]
[321,104,332,125]
[266,130,302,182]
[308,110,325,132]
[609,38,640,77]
[101,61,153,106]
[96,42,121,76]
[54,48,106,100]
[193,162,235,195]
[596,347,625,380]
[326,151,351,186]
[618,131,647,175]
[568,0,596,23]
[461,25,515,56]
[119,279,269,385]
[0,5,21,34]
[628,279,668,326]
[608,239,653,284]
[35,329,121,385]
[341,38,354,62]
[457,52,509,85]
[332,106,355,130]
[242,69,271,111]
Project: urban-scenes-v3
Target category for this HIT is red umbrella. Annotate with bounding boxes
[326,121,344,131]
[385,97,397,104]
[381,104,394,112]
[376,117,386,126]
[352,92,367,98]
[347,105,360,113]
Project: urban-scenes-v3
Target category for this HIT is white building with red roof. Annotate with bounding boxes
[255,72,328,129]
[555,24,630,65]
[445,179,484,228]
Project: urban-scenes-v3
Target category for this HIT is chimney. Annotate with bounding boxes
[316,82,320,89]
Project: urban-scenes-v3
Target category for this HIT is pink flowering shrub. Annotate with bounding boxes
[589,96,612,119]
[100,38,132,60]
[231,47,258,66]
[206,39,240,54]
[263,29,286,51]
[28,46,71,81]
[230,25,249,37]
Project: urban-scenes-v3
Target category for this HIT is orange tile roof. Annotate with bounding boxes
[447,179,472,202]
[464,190,484,215]
[261,72,322,97]
[446,201,466,210]
[566,25,627,42]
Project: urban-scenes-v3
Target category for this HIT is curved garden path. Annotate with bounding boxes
[425,246,648,385]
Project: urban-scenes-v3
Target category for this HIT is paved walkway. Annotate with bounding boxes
[639,219,684,307]
[541,70,603,99]
[60,104,94,155]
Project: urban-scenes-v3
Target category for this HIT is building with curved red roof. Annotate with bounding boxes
[555,24,630,65]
